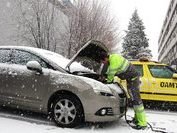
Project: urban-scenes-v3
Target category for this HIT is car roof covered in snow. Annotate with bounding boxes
[0,46,70,68]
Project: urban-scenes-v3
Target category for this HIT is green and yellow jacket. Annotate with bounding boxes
[106,54,129,83]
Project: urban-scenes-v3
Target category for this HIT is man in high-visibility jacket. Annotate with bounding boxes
[100,53,147,129]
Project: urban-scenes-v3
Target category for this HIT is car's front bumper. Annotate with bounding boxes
[80,88,126,122]
[85,107,120,122]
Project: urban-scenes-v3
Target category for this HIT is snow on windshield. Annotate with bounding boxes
[40,51,70,68]
[39,50,94,72]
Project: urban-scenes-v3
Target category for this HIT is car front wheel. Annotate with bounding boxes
[50,94,84,128]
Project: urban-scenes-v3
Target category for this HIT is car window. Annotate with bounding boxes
[11,49,48,68]
[133,64,143,77]
[148,65,174,78]
[0,49,11,63]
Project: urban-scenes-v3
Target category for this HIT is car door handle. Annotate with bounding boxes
[8,71,17,76]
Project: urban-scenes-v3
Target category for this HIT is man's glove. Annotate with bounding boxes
[98,75,107,83]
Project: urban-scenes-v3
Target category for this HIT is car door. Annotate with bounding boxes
[4,49,50,110]
[0,64,9,101]
[0,49,12,103]
[146,64,177,102]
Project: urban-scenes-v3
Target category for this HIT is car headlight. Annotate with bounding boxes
[94,89,114,97]
[77,76,115,97]
[100,92,114,97]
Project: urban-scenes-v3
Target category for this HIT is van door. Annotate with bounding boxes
[146,65,177,102]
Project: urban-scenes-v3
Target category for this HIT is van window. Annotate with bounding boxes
[134,65,143,77]
[148,65,173,78]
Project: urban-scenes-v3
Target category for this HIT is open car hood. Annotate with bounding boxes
[65,40,108,72]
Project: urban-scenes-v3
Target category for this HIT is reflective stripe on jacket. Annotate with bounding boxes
[106,54,129,83]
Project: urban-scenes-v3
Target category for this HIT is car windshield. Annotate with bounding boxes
[166,65,177,73]
[69,56,100,73]
[39,50,91,73]
[41,51,70,69]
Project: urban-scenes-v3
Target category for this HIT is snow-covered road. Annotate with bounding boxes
[0,107,177,133]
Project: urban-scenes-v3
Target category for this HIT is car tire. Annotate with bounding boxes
[50,94,84,128]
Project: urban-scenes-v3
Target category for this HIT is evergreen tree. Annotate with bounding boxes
[122,9,152,59]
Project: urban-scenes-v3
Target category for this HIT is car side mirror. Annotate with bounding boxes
[172,73,177,79]
[26,61,43,74]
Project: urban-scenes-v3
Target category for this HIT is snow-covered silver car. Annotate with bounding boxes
[0,40,126,128]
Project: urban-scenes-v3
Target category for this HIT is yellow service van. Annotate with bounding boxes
[118,59,177,102]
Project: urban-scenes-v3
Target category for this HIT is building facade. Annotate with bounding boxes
[158,0,177,68]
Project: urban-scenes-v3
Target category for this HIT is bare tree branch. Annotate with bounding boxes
[15,0,63,53]
[63,0,121,58]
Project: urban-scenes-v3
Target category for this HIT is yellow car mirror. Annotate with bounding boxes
[172,73,177,79]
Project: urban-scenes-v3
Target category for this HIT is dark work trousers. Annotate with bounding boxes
[117,64,143,105]
[127,77,142,105]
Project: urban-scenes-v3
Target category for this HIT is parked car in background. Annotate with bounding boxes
[118,58,177,103]
[0,40,126,128]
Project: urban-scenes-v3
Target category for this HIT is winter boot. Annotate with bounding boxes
[133,104,147,130]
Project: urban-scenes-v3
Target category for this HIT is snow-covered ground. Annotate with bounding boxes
[0,107,176,133]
